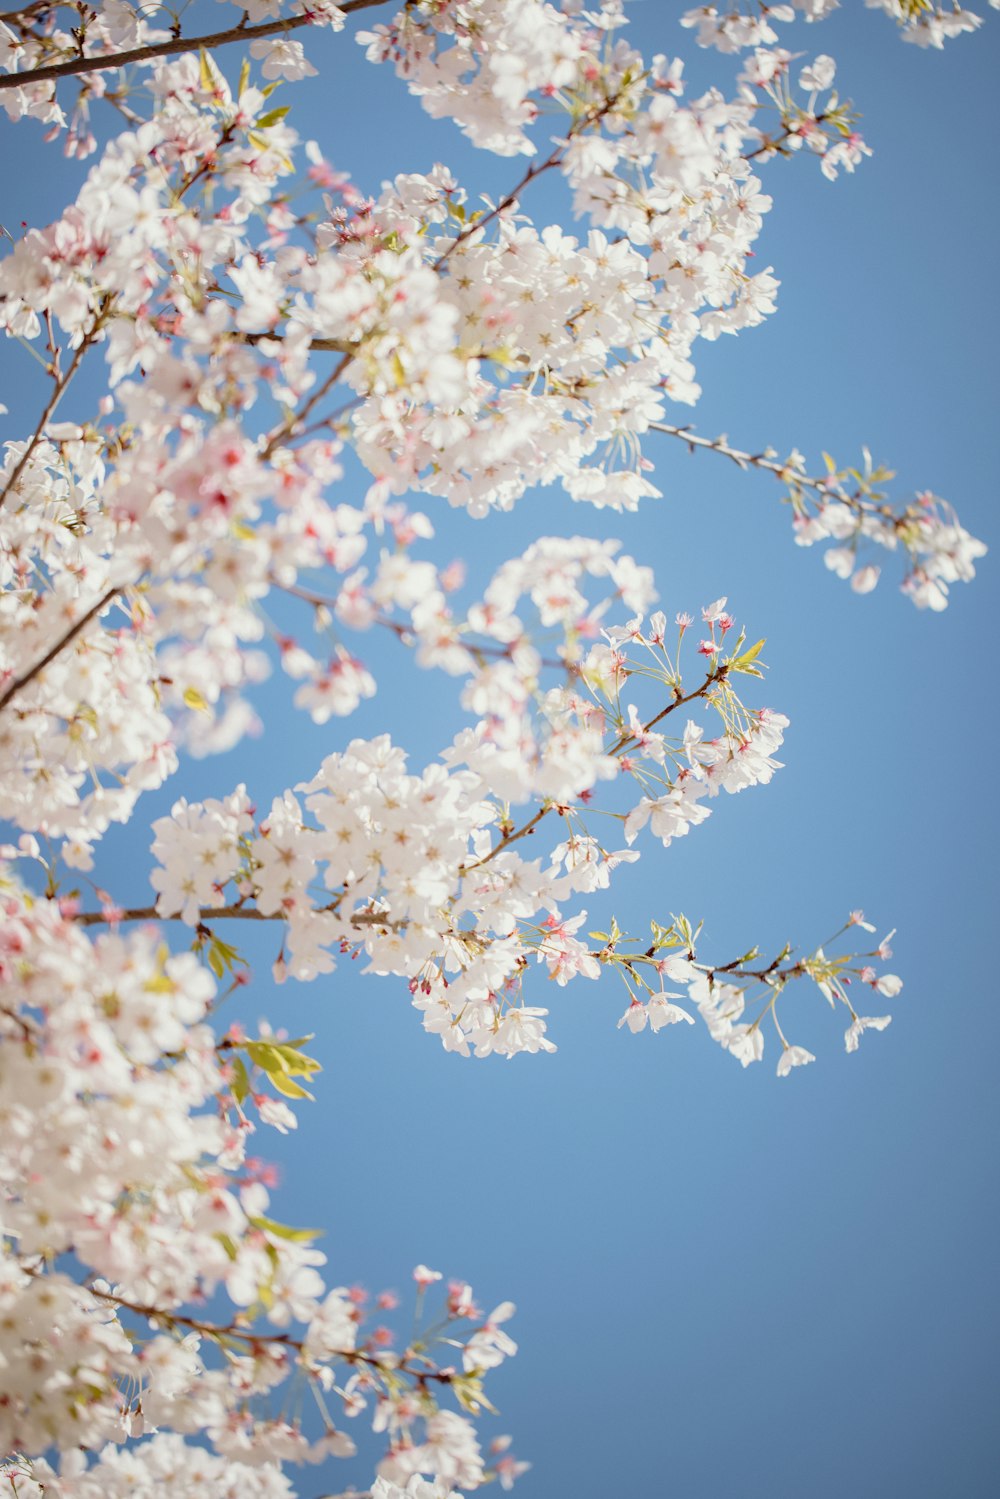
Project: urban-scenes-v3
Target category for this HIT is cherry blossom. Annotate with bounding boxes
[0,1,986,1493]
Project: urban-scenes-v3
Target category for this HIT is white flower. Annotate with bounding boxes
[850,564,881,594]
[799,55,836,93]
[727,1024,764,1068]
[777,1045,816,1078]
[249,37,318,81]
[648,994,695,1031]
[845,1015,893,1053]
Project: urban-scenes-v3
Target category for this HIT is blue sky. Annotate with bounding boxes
[1,4,998,1496]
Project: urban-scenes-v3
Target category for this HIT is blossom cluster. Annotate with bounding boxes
[682,1,998,53]
[115,595,900,1079]
[132,590,808,1060]
[0,5,983,885]
[0,870,525,1492]
[612,912,903,1076]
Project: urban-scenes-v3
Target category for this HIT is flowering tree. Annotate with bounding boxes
[0,1,990,1496]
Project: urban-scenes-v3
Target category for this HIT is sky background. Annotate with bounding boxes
[2,4,998,1496]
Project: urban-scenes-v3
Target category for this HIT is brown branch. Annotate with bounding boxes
[0,3,48,22]
[743,117,827,163]
[433,142,565,269]
[0,304,111,511]
[650,421,896,521]
[432,91,626,270]
[1,1004,40,1041]
[463,804,550,873]
[74,902,285,926]
[595,945,807,988]
[606,664,725,756]
[0,0,390,93]
[91,1286,456,1382]
[261,347,354,458]
[0,584,121,713]
[462,666,725,874]
[270,577,568,668]
[652,421,827,495]
[73,900,404,928]
[94,1286,305,1348]
[238,330,353,354]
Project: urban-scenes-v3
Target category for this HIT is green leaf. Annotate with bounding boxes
[453,1373,497,1416]
[740,638,773,662]
[143,974,177,995]
[230,1056,251,1106]
[674,913,695,948]
[245,1040,284,1073]
[271,1043,321,1074]
[729,637,767,679]
[269,1071,314,1101]
[208,936,242,978]
[241,1038,321,1095]
[244,1039,319,1077]
[249,1214,322,1243]
[650,919,680,951]
[198,49,215,93]
[256,106,291,130]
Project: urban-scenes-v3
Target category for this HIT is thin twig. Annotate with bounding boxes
[606,665,724,755]
[650,420,894,519]
[433,91,626,269]
[0,3,47,22]
[238,330,354,354]
[433,143,564,269]
[0,306,110,511]
[0,584,121,713]
[463,665,723,873]
[270,577,567,668]
[90,1287,455,1382]
[652,420,822,491]
[260,349,354,457]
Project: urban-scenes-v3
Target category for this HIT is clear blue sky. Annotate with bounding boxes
[1,5,997,1496]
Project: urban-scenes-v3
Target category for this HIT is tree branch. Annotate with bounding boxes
[433,142,565,269]
[433,92,627,269]
[607,663,725,755]
[652,420,821,488]
[650,420,896,520]
[90,1287,454,1382]
[73,900,408,929]
[0,302,111,511]
[238,330,354,354]
[0,0,390,93]
[461,664,725,874]
[0,584,121,713]
[0,3,47,22]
